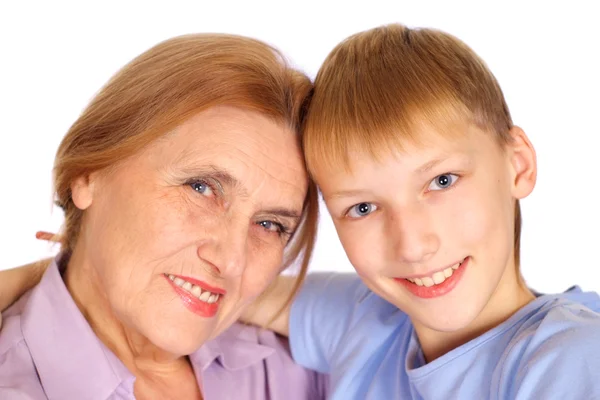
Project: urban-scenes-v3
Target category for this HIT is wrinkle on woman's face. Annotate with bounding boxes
[73,106,308,356]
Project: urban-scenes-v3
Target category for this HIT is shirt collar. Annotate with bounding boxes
[21,258,135,399]
[191,322,275,372]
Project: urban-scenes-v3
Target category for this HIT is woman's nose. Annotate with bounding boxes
[196,220,249,278]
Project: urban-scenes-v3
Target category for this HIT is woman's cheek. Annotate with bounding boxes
[244,249,284,299]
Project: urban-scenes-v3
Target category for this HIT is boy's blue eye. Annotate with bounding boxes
[428,174,458,191]
[347,202,378,219]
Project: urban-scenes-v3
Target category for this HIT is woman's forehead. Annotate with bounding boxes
[132,106,308,201]
[178,108,303,169]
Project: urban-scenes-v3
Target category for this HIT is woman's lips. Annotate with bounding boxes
[165,274,225,317]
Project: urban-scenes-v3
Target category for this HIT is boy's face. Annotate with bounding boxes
[315,122,536,333]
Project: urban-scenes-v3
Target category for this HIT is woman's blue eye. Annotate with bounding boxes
[347,202,378,219]
[258,220,286,235]
[428,174,458,191]
[190,180,214,196]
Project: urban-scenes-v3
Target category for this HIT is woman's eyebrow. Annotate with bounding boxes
[179,165,304,220]
[262,208,302,223]
[179,164,248,195]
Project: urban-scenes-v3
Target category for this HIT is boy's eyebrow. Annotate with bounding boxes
[416,157,447,174]
[416,154,472,174]
[327,189,371,199]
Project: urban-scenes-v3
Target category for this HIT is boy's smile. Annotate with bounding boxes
[315,121,537,355]
[394,256,468,299]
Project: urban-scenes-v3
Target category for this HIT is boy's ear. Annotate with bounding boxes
[70,173,97,211]
[507,126,537,200]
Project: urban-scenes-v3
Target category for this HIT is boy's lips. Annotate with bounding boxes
[401,258,466,281]
[394,257,469,299]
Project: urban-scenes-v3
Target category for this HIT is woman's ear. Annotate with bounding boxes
[70,174,96,210]
[507,126,537,200]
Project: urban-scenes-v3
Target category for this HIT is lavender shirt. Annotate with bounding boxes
[0,260,327,399]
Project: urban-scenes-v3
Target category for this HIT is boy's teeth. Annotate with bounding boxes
[167,274,221,304]
[432,271,445,284]
[421,277,434,287]
[405,260,463,287]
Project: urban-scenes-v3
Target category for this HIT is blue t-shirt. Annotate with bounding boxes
[290,273,600,399]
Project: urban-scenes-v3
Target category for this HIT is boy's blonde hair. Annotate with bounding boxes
[303,23,522,267]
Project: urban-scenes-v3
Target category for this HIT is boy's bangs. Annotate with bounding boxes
[303,24,513,177]
[303,88,472,175]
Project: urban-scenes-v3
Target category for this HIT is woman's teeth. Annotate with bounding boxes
[405,261,462,287]
[167,274,220,303]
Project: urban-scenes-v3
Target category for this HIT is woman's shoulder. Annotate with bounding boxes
[0,299,44,396]
[0,290,33,353]
[194,322,328,399]
[208,321,319,371]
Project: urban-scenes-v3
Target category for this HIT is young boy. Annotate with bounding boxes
[248,23,600,399]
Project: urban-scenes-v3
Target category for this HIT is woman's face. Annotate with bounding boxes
[71,106,308,355]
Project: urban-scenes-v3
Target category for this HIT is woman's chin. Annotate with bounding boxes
[141,324,214,357]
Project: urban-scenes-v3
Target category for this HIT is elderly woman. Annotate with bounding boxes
[0,33,325,399]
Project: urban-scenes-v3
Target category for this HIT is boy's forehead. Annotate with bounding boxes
[313,124,497,193]
[333,122,482,169]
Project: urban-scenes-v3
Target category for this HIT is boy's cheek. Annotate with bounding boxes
[449,192,512,251]
[341,230,388,276]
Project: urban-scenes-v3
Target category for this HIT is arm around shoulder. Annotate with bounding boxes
[243,272,367,373]
[241,275,297,336]
[287,272,366,373]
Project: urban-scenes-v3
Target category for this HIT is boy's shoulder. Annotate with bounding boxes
[517,287,600,341]
[498,288,600,397]
[310,272,408,322]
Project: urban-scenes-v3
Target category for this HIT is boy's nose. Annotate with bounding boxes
[388,207,439,264]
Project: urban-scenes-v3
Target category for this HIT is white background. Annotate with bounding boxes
[0,1,598,295]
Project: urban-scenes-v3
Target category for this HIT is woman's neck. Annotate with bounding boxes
[413,262,536,363]
[63,246,201,398]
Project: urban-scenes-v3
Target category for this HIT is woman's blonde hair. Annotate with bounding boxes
[54,33,318,305]
[304,23,522,267]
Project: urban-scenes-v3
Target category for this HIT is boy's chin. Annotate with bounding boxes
[416,312,480,334]
[405,297,485,334]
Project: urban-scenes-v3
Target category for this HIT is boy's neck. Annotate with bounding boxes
[414,264,535,363]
